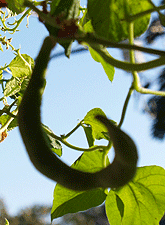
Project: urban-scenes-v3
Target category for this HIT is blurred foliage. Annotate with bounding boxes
[0,198,110,225]
[142,0,165,140]
[145,18,165,44]
[61,204,109,225]
[144,69,165,139]
[0,199,51,225]
[1,198,165,225]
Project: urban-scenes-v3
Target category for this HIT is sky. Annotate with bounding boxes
[1,1,165,224]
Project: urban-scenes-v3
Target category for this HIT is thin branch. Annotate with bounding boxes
[118,85,134,128]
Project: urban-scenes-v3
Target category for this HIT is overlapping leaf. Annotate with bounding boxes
[83,108,114,140]
[51,150,108,220]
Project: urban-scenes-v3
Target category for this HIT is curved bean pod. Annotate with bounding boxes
[18,36,138,191]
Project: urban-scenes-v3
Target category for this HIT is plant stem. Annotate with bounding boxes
[24,1,60,29]
[16,49,32,72]
[127,23,165,97]
[43,125,111,152]
[118,85,134,128]
[128,23,135,63]
[124,4,165,22]
[76,33,165,57]
[63,121,82,139]
[133,72,165,96]
[1,9,31,33]
[88,42,165,72]
[117,23,135,129]
[102,141,112,168]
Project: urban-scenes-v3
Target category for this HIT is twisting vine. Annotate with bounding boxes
[18,35,138,190]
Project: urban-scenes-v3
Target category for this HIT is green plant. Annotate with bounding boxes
[1,0,165,224]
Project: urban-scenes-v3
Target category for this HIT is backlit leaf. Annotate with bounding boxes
[106,166,165,225]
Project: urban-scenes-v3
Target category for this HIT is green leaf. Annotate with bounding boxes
[9,54,34,78]
[50,0,77,17]
[106,166,165,225]
[87,0,152,42]
[42,124,62,157]
[88,45,115,82]
[50,0,61,15]
[51,187,106,220]
[79,9,94,33]
[8,117,18,131]
[18,77,30,97]
[0,114,10,127]
[0,114,17,131]
[5,218,9,225]
[82,125,95,147]
[83,108,109,140]
[105,191,124,225]
[51,150,108,220]
[4,77,21,97]
[73,150,109,173]
[4,76,31,99]
[80,11,115,81]
[6,0,25,14]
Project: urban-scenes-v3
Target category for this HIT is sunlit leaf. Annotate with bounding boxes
[88,46,115,82]
[9,54,34,78]
[83,125,95,147]
[51,151,108,220]
[42,124,62,157]
[87,0,152,41]
[5,218,9,225]
[106,166,165,225]
[4,77,21,97]
[84,108,110,140]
